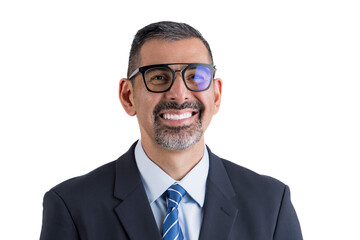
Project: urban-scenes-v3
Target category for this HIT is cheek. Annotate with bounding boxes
[134,91,160,125]
[136,100,153,122]
[198,94,216,124]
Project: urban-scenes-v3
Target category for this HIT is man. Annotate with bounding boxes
[40,21,302,240]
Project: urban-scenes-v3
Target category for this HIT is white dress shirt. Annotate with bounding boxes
[134,140,209,240]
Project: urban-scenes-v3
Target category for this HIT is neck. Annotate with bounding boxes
[141,138,205,181]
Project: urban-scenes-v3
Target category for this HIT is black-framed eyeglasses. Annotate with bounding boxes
[128,63,216,93]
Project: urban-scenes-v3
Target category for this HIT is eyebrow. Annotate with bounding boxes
[145,67,171,74]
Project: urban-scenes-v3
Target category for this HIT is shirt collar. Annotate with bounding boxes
[134,140,209,207]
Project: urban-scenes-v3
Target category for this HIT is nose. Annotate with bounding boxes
[164,71,190,102]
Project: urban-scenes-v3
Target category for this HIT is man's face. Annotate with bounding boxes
[123,38,222,150]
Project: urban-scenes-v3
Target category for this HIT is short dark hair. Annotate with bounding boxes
[127,21,213,78]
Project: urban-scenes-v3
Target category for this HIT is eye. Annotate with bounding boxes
[148,74,171,85]
[151,75,167,81]
[145,68,172,85]
[185,74,201,84]
[186,72,208,85]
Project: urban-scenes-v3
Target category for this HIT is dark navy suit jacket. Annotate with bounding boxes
[40,142,303,239]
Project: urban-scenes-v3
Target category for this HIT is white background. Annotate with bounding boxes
[1,0,359,239]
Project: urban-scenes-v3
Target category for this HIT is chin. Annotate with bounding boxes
[154,125,203,151]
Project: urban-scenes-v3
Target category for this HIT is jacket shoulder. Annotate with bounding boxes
[47,142,138,203]
[50,160,117,199]
[208,153,302,239]
[219,158,287,203]
[222,158,285,187]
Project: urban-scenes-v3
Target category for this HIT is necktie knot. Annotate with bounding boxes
[166,184,186,209]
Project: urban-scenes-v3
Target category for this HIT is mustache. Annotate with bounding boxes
[153,100,205,117]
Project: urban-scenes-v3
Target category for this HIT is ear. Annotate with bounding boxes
[119,78,136,116]
[213,77,223,114]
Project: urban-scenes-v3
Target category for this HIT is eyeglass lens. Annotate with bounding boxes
[144,65,212,92]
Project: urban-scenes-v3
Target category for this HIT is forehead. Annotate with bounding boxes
[139,38,211,67]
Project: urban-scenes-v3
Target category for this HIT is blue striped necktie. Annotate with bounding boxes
[162,184,187,240]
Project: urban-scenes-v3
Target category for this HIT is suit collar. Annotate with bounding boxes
[113,141,161,240]
[199,147,239,240]
[112,142,238,240]
[135,140,209,208]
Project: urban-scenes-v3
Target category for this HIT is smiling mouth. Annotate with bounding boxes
[153,101,204,124]
[160,111,198,121]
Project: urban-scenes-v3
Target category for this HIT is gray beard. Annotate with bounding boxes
[154,117,203,150]
[153,101,204,150]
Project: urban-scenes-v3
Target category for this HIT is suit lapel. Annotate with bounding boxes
[199,148,239,240]
[112,143,239,239]
[113,142,161,240]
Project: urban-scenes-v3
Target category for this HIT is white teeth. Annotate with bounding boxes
[163,112,192,120]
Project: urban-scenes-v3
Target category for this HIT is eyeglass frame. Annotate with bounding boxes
[128,63,216,93]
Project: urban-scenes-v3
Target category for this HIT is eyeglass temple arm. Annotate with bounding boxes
[128,68,139,79]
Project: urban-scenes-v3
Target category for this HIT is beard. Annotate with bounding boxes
[153,100,204,150]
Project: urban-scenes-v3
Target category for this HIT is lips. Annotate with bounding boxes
[153,101,204,125]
